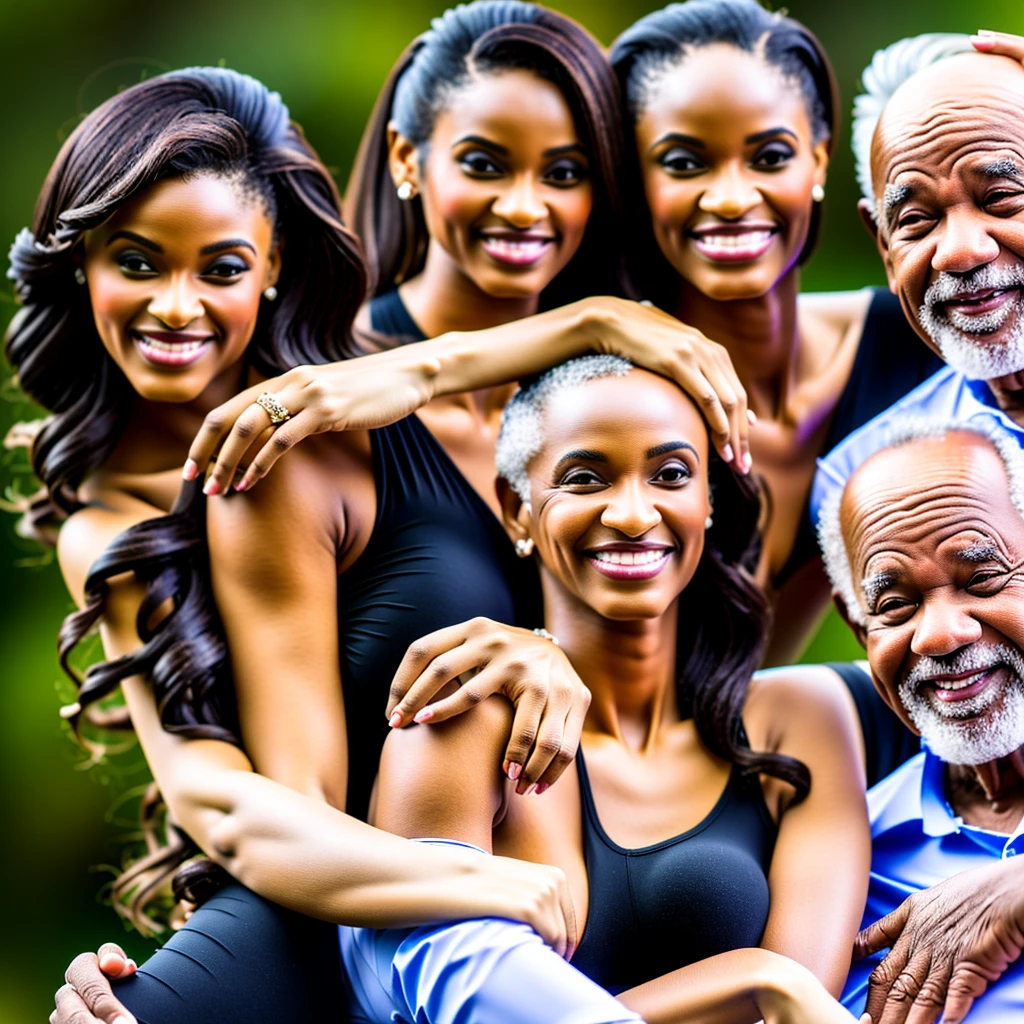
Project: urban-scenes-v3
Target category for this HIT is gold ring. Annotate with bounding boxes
[256,391,292,425]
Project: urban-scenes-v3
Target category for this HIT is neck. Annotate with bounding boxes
[399,237,539,337]
[669,269,801,419]
[542,571,680,753]
[946,746,1024,815]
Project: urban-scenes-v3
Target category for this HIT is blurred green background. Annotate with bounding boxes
[1,0,1019,1020]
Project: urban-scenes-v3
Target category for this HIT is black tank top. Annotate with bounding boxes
[337,294,541,821]
[571,749,777,993]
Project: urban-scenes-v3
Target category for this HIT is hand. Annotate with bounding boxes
[855,857,1024,1024]
[580,296,752,473]
[185,355,438,496]
[52,943,137,1024]
[481,855,578,960]
[972,29,1024,62]
[386,618,590,795]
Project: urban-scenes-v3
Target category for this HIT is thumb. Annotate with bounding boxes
[855,901,910,959]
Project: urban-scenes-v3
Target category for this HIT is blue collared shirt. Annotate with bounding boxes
[841,748,1024,1019]
[811,366,1024,528]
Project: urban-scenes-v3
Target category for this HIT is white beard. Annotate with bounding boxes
[899,641,1024,766]
[918,265,1024,380]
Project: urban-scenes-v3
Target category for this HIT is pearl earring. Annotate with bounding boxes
[396,181,415,201]
[515,538,535,558]
[705,514,714,530]
[811,183,825,203]
[263,286,278,302]
[74,268,86,286]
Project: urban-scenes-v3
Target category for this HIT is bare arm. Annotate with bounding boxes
[189,297,751,493]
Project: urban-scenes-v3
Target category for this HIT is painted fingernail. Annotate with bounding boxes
[721,443,735,464]
[182,459,198,481]
[534,782,549,795]
[203,478,221,497]
[507,762,522,782]
[746,409,758,425]
[233,477,249,493]
[413,708,433,723]
[388,711,403,728]
[742,451,753,474]
[976,28,995,36]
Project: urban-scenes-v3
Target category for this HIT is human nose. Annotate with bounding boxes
[931,208,1000,275]
[910,596,983,658]
[599,480,661,537]
[491,174,548,228]
[697,164,761,220]
[147,272,205,329]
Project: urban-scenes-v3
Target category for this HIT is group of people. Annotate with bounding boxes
[7,1,1024,1022]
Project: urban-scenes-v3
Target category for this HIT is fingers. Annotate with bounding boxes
[234,410,316,492]
[96,942,136,979]
[201,405,273,496]
[856,901,911,959]
[865,940,910,1024]
[516,694,567,795]
[61,950,136,1024]
[941,964,992,1024]
[706,345,752,473]
[530,680,589,793]
[902,960,952,1024]
[559,875,579,961]
[184,387,262,480]
[873,947,931,1024]
[972,29,1024,61]
[53,983,105,1024]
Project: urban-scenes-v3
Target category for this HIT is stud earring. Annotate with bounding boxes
[74,268,86,286]
[811,183,825,203]
[705,514,714,530]
[263,286,278,302]
[396,181,415,201]
[515,538,535,558]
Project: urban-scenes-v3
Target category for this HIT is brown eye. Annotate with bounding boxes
[967,570,1007,593]
[460,151,503,176]
[559,467,605,487]
[117,251,157,275]
[652,462,690,485]
[659,147,704,175]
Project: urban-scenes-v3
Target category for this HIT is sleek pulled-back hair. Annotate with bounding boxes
[609,0,838,297]
[7,66,367,522]
[498,357,809,801]
[345,0,627,306]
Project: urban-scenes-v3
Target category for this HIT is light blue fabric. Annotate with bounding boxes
[810,366,1024,528]
[339,839,641,1024]
[841,748,1024,1019]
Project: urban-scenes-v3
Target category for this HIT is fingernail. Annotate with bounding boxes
[413,708,433,723]
[127,959,138,971]
[976,28,995,36]
[388,711,403,728]
[742,451,753,474]
[507,762,522,782]
[721,443,734,464]
[233,477,249,492]
[746,409,758,425]
[113,1015,135,1024]
[535,782,549,795]
[182,459,198,481]
[203,478,221,497]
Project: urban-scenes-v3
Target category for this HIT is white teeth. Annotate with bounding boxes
[694,231,772,254]
[592,549,668,566]
[481,238,550,260]
[137,337,207,353]
[936,673,986,692]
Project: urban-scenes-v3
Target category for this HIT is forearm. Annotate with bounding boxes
[171,765,515,928]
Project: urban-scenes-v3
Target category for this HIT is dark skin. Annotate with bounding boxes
[633,43,870,665]
[837,433,1024,1024]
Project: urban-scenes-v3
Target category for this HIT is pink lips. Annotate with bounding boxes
[942,288,1018,317]
[689,223,777,264]
[585,544,674,581]
[479,232,554,268]
[133,330,212,368]
[928,669,996,703]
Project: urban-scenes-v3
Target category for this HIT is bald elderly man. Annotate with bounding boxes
[819,421,1024,1024]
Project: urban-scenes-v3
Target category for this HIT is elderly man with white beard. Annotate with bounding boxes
[819,420,1024,1024]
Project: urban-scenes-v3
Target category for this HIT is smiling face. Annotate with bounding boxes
[633,44,828,302]
[841,433,1024,764]
[870,54,1024,383]
[81,172,280,404]
[510,369,711,622]
[391,68,593,300]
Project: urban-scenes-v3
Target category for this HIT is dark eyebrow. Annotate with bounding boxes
[647,440,699,461]
[553,448,607,474]
[199,238,257,256]
[980,158,1024,181]
[452,134,508,155]
[861,569,898,606]
[106,230,163,252]
[650,132,705,154]
[745,127,798,145]
[543,142,586,159]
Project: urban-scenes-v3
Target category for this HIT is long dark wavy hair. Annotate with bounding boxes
[5,66,367,928]
[609,0,839,306]
[345,0,628,308]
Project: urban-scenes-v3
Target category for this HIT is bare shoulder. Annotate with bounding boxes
[798,287,874,344]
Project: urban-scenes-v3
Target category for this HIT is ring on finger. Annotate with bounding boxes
[255,391,292,425]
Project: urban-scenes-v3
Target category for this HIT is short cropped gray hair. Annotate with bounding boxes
[819,418,1024,625]
[852,33,974,217]
[495,355,633,506]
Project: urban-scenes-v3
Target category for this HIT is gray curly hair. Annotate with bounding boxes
[818,418,1024,626]
[851,33,974,219]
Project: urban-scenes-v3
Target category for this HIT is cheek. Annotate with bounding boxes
[552,184,593,238]
[643,170,690,233]
[424,166,489,239]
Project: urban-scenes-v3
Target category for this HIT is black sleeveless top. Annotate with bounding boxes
[337,293,541,820]
[571,749,777,994]
[776,288,943,586]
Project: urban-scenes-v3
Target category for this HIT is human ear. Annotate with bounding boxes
[833,591,869,650]
[857,198,897,293]
[811,140,830,189]
[387,122,420,197]
[265,234,283,290]
[497,476,533,548]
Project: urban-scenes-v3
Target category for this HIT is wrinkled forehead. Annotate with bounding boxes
[872,53,1024,195]
[841,435,1021,576]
